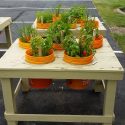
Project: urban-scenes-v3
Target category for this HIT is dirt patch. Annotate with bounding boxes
[110,27,125,35]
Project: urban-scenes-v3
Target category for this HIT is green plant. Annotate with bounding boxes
[18,25,37,43]
[54,4,62,17]
[31,35,52,57]
[63,32,94,57]
[47,20,72,44]
[69,5,87,20]
[94,28,99,38]
[61,11,77,24]
[35,11,52,23]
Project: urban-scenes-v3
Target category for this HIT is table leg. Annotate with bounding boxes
[103,80,117,125]
[5,25,12,46]
[1,78,17,125]
[21,78,30,92]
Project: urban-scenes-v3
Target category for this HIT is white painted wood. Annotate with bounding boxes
[5,25,12,45]
[103,80,117,125]
[21,78,30,92]
[1,78,17,125]
[5,113,113,123]
[14,79,22,97]
[33,17,106,35]
[0,39,123,79]
[0,17,12,50]
[0,17,12,31]
[94,80,105,92]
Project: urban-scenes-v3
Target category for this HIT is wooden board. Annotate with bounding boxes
[0,38,123,79]
[33,17,106,36]
[0,17,12,31]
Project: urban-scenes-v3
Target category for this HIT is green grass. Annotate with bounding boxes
[93,0,125,53]
[93,0,125,27]
[112,33,125,52]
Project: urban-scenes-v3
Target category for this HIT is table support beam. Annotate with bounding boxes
[5,113,114,123]
[1,78,17,125]
[103,80,117,125]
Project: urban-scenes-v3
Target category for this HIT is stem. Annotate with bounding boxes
[38,47,42,57]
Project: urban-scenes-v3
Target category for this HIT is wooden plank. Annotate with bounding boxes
[0,17,12,31]
[1,78,17,125]
[0,39,123,79]
[5,113,114,123]
[103,80,117,125]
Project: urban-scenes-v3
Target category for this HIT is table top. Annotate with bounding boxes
[0,39,124,80]
[0,17,12,31]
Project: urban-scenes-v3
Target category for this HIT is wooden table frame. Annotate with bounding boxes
[0,39,124,125]
[0,17,12,50]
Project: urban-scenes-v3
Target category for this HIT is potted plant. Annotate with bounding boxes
[53,4,62,22]
[63,33,94,65]
[47,20,72,50]
[25,34,55,64]
[69,5,87,25]
[18,25,37,49]
[25,35,55,89]
[35,11,53,29]
[81,17,99,28]
[93,28,103,49]
[61,11,77,29]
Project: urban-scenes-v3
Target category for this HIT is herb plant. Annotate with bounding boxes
[18,25,37,43]
[47,20,72,44]
[54,4,62,17]
[35,11,52,23]
[69,5,87,20]
[31,35,52,57]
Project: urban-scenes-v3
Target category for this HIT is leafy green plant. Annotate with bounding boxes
[35,11,52,23]
[18,25,37,43]
[69,5,87,20]
[61,11,77,24]
[31,35,52,57]
[63,31,94,57]
[54,4,62,17]
[47,20,72,44]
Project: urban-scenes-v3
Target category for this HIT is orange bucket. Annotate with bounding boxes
[36,22,51,29]
[18,38,31,49]
[25,49,55,64]
[93,34,103,49]
[29,78,52,89]
[52,15,61,22]
[63,51,93,65]
[66,79,90,90]
[53,43,63,50]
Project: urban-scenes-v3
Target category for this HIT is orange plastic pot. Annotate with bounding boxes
[66,79,90,90]
[53,43,63,50]
[36,22,51,29]
[18,38,31,49]
[70,23,77,29]
[29,78,52,89]
[25,49,55,64]
[63,51,93,65]
[77,19,85,24]
[93,34,103,49]
[52,15,61,22]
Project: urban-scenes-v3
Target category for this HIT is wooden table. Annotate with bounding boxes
[0,38,124,125]
[0,17,12,50]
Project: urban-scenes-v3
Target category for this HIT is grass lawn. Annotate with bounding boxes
[93,0,125,52]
